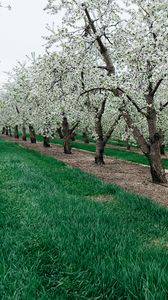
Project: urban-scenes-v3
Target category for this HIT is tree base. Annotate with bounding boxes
[95,157,105,165]
[43,142,50,147]
[64,149,72,154]
[151,168,167,184]
[14,135,19,139]
[30,138,36,144]
[63,140,72,154]
[43,137,50,147]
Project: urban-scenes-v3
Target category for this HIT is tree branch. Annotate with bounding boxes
[80,86,147,117]
[97,96,107,120]
[104,113,122,145]
[81,70,85,90]
[82,3,115,75]
[151,78,163,97]
[121,109,149,155]
[79,87,114,98]
[160,101,168,112]
[117,87,147,117]
[15,105,20,114]
[70,121,80,134]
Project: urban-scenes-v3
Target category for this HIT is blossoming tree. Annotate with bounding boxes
[45,0,168,183]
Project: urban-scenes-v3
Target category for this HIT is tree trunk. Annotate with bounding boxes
[63,136,72,154]
[29,125,36,143]
[159,129,165,155]
[2,127,5,134]
[57,127,63,139]
[14,125,19,139]
[95,139,105,165]
[125,125,131,150]
[146,95,167,184]
[83,4,115,76]
[22,126,27,141]
[5,127,9,135]
[147,145,167,184]
[126,143,131,150]
[82,128,89,144]
[71,132,76,141]
[43,136,50,147]
[62,117,72,154]
[95,104,107,165]
[9,127,12,137]
[122,109,167,184]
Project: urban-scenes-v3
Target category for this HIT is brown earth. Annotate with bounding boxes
[1,135,168,207]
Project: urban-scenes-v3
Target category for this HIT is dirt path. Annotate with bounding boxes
[2,135,168,206]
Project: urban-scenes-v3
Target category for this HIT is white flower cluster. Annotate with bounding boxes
[0,0,168,146]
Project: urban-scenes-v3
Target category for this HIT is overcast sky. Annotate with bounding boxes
[0,0,60,85]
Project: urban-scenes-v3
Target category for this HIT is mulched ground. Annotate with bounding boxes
[2,135,168,206]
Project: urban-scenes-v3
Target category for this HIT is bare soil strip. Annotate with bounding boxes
[2,136,168,206]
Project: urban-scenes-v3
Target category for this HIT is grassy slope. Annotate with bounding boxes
[1,138,168,299]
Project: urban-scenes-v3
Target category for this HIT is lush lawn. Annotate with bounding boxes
[1,137,168,299]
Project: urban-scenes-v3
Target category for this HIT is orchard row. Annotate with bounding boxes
[0,0,168,183]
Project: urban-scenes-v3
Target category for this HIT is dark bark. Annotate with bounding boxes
[5,127,9,135]
[82,128,89,144]
[94,98,106,165]
[95,120,124,163]
[14,125,19,139]
[62,117,79,154]
[29,125,36,143]
[146,94,167,183]
[62,117,72,154]
[71,132,76,141]
[122,110,149,154]
[82,4,115,75]
[95,139,105,165]
[159,129,165,155]
[22,126,27,141]
[2,127,5,134]
[9,127,12,137]
[63,137,72,154]
[125,125,131,150]
[95,99,121,165]
[122,107,167,184]
[147,149,167,184]
[56,127,63,139]
[126,143,131,150]
[104,114,122,145]
[43,136,50,147]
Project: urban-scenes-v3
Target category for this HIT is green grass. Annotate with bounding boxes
[1,137,168,299]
